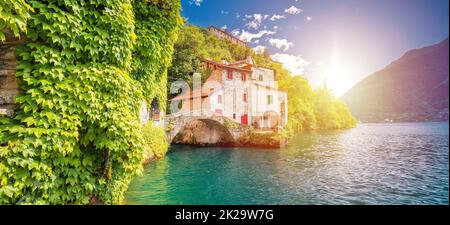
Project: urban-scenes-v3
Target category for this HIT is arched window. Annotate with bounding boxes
[150,98,161,121]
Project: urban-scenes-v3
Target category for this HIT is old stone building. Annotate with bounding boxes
[171,56,288,129]
[208,26,246,47]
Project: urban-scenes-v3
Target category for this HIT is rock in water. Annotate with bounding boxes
[173,119,235,146]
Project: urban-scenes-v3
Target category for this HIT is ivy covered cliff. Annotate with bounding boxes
[168,25,356,135]
[0,0,182,204]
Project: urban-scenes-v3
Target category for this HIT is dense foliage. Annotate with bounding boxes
[132,0,183,109]
[168,25,252,84]
[167,24,356,134]
[0,0,33,41]
[142,122,169,159]
[0,0,182,204]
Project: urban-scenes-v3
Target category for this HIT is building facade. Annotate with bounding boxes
[207,26,246,47]
[171,56,288,129]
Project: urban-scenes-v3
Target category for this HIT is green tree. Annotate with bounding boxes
[278,76,316,131]
[168,25,206,82]
[314,87,357,129]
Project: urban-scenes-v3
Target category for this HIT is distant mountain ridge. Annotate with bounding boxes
[341,38,449,122]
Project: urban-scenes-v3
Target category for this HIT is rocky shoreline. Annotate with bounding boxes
[171,119,286,148]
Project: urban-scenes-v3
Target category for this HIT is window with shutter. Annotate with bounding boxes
[267,95,273,104]
[241,73,247,81]
[227,70,233,80]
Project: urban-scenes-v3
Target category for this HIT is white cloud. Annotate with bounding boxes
[246,20,260,29]
[253,39,260,44]
[285,6,302,14]
[271,53,310,75]
[245,14,266,29]
[273,25,279,29]
[221,10,229,15]
[253,14,263,23]
[236,13,241,19]
[238,30,276,42]
[244,14,272,30]
[306,16,312,21]
[253,45,267,54]
[221,25,228,30]
[189,0,203,6]
[270,14,286,21]
[268,38,293,51]
[231,28,240,36]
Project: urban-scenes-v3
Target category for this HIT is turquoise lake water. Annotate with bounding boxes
[125,122,449,205]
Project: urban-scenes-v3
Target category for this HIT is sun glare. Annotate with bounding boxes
[323,48,355,97]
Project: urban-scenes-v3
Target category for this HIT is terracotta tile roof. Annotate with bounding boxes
[206,69,224,83]
[203,58,252,73]
[227,56,254,66]
[227,60,249,66]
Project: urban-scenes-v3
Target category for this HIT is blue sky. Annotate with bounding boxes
[181,0,449,96]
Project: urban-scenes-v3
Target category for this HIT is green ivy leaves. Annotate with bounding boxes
[0,0,34,41]
[0,0,182,204]
[132,0,183,108]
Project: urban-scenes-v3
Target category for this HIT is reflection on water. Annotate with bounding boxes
[125,122,449,205]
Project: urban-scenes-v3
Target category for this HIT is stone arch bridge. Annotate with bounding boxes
[165,114,249,146]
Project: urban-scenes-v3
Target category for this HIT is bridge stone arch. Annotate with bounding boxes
[166,115,236,146]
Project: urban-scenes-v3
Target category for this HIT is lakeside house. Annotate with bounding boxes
[171,56,288,129]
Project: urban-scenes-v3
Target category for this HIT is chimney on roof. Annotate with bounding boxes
[221,58,229,65]
[246,56,254,65]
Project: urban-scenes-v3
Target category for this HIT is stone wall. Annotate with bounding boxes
[172,119,235,146]
[0,30,23,116]
[166,115,285,148]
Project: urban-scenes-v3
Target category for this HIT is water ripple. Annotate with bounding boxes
[125,122,449,205]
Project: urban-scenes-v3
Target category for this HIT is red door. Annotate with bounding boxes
[241,114,248,125]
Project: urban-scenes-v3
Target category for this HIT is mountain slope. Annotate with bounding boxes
[341,38,449,122]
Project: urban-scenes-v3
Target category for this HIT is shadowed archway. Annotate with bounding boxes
[262,110,281,129]
[172,119,235,146]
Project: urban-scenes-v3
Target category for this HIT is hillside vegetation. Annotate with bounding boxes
[168,25,356,135]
